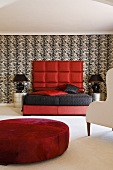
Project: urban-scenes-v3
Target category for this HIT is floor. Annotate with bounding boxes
[0,106,113,170]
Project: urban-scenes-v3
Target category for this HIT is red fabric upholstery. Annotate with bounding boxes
[33,61,84,91]
[23,106,58,115]
[30,90,68,96]
[0,118,69,164]
[23,105,88,115]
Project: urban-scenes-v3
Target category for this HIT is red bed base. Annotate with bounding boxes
[23,61,88,116]
[23,105,88,116]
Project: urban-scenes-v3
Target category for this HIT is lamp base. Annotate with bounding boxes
[16,82,24,93]
[92,83,100,93]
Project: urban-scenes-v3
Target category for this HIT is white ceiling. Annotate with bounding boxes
[0,0,113,35]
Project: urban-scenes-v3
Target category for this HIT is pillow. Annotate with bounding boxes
[64,84,79,94]
[31,90,68,96]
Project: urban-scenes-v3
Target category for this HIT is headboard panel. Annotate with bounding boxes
[33,61,84,91]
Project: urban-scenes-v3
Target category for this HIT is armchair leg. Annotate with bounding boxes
[87,122,91,136]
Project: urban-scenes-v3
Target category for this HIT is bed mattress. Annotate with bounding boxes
[23,93,92,106]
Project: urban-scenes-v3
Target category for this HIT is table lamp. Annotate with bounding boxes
[13,74,28,93]
[89,74,103,93]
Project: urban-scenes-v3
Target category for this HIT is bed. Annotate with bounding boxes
[23,61,92,116]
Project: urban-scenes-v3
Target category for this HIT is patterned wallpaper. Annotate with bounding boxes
[0,35,113,103]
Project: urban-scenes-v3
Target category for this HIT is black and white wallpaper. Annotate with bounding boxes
[0,35,113,103]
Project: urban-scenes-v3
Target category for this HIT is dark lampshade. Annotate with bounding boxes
[89,74,103,93]
[89,74,103,83]
[13,74,28,93]
[13,74,28,82]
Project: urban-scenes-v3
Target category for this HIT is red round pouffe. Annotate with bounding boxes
[0,118,69,164]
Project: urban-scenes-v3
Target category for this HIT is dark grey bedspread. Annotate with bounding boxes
[23,93,92,106]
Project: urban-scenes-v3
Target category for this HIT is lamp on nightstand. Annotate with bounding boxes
[13,74,28,93]
[89,74,103,93]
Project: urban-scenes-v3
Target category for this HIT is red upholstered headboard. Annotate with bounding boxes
[32,61,84,91]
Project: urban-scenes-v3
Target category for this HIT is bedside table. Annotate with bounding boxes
[91,93,105,101]
[14,93,26,108]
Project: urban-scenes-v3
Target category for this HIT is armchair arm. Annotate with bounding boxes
[86,101,113,128]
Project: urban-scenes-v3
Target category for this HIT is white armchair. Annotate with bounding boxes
[86,68,113,136]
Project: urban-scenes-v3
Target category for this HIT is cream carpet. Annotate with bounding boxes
[0,106,113,170]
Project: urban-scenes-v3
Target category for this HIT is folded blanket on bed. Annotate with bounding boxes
[30,90,68,96]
